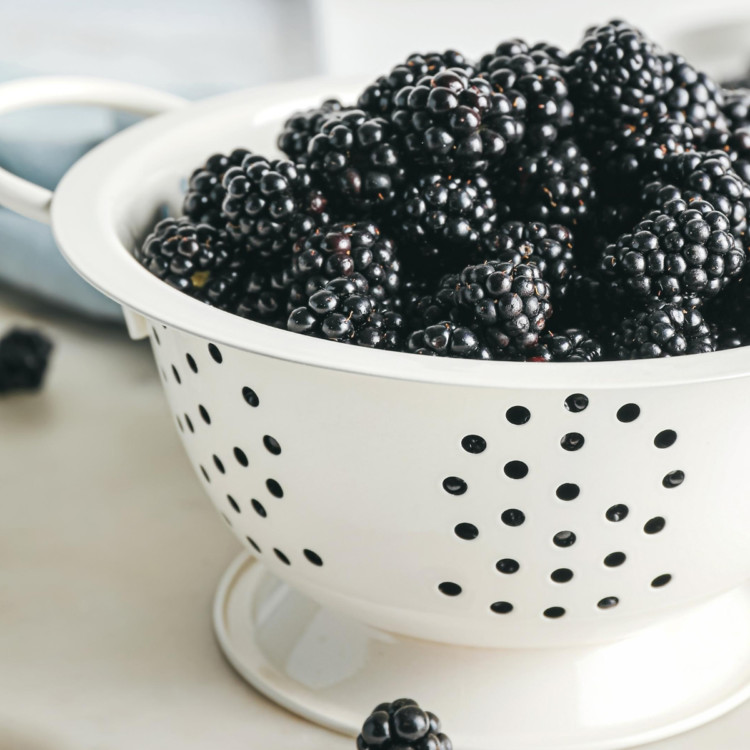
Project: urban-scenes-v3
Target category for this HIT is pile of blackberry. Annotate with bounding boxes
[136,21,750,361]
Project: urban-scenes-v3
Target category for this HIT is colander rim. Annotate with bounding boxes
[51,76,750,390]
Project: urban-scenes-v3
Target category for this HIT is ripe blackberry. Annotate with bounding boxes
[481,220,575,301]
[721,88,750,130]
[135,218,243,305]
[222,156,330,262]
[183,149,252,226]
[711,322,747,349]
[554,271,628,333]
[289,221,401,306]
[358,51,476,117]
[529,328,603,361]
[496,140,595,227]
[356,698,452,750]
[287,276,404,349]
[567,20,668,139]
[479,42,573,148]
[406,321,492,358]
[391,173,498,275]
[440,260,553,354]
[231,270,289,327]
[704,127,750,185]
[611,303,714,358]
[0,328,53,394]
[307,109,406,211]
[277,99,344,163]
[601,199,745,305]
[390,68,526,175]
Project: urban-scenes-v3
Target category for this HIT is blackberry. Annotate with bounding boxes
[390,68,525,175]
[135,218,243,305]
[567,20,668,139]
[601,198,745,305]
[222,156,330,262]
[496,140,595,227]
[406,321,492,358]
[391,173,498,275]
[277,99,344,163]
[711,322,748,350]
[721,88,750,130]
[183,149,252,226]
[356,698,452,750]
[481,220,575,301]
[704,127,750,185]
[479,42,573,148]
[287,276,404,349]
[289,221,401,306]
[231,270,289,327]
[440,260,552,354]
[554,270,628,333]
[307,109,406,211]
[0,328,53,394]
[529,328,603,361]
[358,51,476,117]
[611,303,714,358]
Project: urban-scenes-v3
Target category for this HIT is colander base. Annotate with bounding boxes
[213,554,750,750]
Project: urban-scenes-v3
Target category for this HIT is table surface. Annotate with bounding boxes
[1,287,748,750]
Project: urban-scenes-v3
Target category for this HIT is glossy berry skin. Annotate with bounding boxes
[611,303,715,358]
[704,127,750,186]
[0,328,53,393]
[358,50,476,117]
[720,88,750,130]
[441,260,553,354]
[307,109,406,211]
[406,321,491,358]
[390,68,525,175]
[601,199,745,305]
[183,149,252,226]
[356,699,452,750]
[287,276,404,349]
[230,270,289,327]
[135,218,243,305]
[222,155,330,261]
[529,328,603,361]
[277,98,345,163]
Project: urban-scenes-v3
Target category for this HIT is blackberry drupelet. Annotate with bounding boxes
[496,140,595,227]
[222,156,330,261]
[440,260,553,354]
[0,328,53,394]
[277,99,344,163]
[358,51,476,117]
[529,328,603,361]
[479,42,573,148]
[611,303,714,358]
[183,149,252,226]
[307,109,406,211]
[481,220,575,301]
[567,20,668,140]
[390,68,526,174]
[135,218,243,305]
[406,321,492,358]
[391,173,498,275]
[289,221,401,306]
[601,198,745,305]
[287,276,404,348]
[356,698,452,750]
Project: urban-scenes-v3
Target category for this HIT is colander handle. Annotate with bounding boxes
[0,76,186,225]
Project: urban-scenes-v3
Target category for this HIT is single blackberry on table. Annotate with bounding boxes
[391,173,498,276]
[135,218,244,305]
[481,220,575,301]
[222,156,330,261]
[390,68,526,175]
[287,276,404,349]
[601,198,745,305]
[495,140,595,227]
[289,221,401,306]
[611,303,714,358]
[183,149,252,226]
[357,698,452,750]
[0,328,53,394]
[528,328,604,361]
[479,42,573,148]
[358,50,476,117]
[406,321,492,358]
[277,98,345,163]
[307,109,406,211]
[439,260,553,354]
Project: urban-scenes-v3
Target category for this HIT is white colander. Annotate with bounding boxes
[2,76,750,750]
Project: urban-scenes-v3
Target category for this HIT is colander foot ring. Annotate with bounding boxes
[214,554,750,750]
